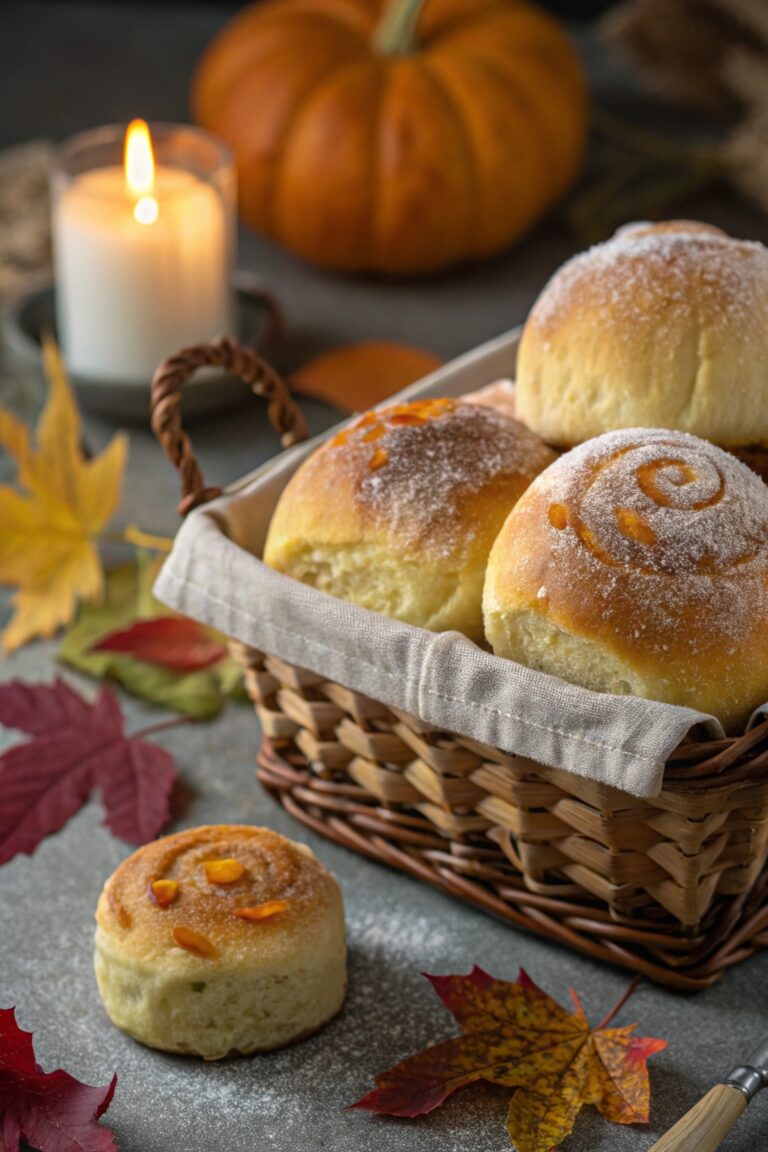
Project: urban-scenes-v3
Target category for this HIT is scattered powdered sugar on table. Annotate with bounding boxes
[3,655,768,1152]
[0,719,527,1152]
[1,820,512,1152]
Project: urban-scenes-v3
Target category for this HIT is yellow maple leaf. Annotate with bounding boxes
[0,339,127,652]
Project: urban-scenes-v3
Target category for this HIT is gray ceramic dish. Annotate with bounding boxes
[1,271,279,422]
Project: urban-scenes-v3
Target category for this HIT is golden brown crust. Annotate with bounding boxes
[96,825,340,968]
[266,399,555,564]
[263,399,556,637]
[484,429,768,731]
[516,221,768,450]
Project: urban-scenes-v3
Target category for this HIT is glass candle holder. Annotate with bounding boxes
[52,122,236,384]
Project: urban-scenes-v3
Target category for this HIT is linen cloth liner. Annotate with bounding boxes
[154,328,767,799]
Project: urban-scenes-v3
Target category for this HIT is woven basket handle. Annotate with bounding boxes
[150,336,310,516]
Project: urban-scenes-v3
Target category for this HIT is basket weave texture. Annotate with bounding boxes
[235,642,768,991]
[151,338,768,992]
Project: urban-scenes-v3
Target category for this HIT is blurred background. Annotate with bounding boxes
[1,0,622,153]
[0,0,766,408]
[0,1,627,152]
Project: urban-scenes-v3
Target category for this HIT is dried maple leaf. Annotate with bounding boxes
[0,1007,116,1152]
[352,966,666,1152]
[0,678,178,865]
[0,339,127,652]
[291,341,443,411]
[90,616,227,672]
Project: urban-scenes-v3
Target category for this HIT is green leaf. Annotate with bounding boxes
[57,558,244,720]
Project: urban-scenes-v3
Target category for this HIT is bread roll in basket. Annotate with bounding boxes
[264,397,555,641]
[516,222,768,479]
[484,428,768,732]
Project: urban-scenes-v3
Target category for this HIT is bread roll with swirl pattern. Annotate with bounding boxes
[483,429,768,731]
[94,825,346,1059]
[264,398,556,640]
[516,221,768,455]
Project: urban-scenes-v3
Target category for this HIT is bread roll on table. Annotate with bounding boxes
[516,221,768,475]
[265,398,555,641]
[483,428,768,732]
[95,825,346,1059]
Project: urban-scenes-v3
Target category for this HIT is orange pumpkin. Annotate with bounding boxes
[193,0,588,275]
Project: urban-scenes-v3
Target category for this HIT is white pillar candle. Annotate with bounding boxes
[53,121,235,384]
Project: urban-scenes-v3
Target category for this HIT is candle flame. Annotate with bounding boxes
[125,119,154,195]
[134,196,159,225]
[125,119,158,224]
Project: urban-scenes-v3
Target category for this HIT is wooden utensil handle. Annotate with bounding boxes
[150,336,309,516]
[648,1084,747,1152]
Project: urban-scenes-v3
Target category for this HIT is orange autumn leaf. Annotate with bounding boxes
[0,339,127,652]
[352,967,666,1152]
[291,341,443,412]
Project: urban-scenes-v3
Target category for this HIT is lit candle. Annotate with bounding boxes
[53,120,235,384]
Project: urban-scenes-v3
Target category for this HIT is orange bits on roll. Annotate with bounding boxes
[172,925,218,959]
[264,399,556,641]
[234,900,289,923]
[204,858,245,884]
[615,507,657,546]
[94,825,346,1058]
[547,503,568,530]
[149,879,179,907]
[329,398,456,472]
[483,428,768,732]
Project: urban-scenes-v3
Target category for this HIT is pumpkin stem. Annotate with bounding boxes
[374,0,425,56]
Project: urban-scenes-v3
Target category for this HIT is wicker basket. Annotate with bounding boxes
[151,337,768,992]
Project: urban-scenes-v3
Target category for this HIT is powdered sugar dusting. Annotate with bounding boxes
[531,225,768,338]
[537,428,768,649]
[330,401,553,558]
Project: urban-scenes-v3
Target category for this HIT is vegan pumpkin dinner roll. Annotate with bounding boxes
[94,825,346,1059]
[516,221,768,479]
[483,428,768,732]
[264,398,555,641]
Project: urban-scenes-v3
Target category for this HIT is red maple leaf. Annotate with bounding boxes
[89,617,227,672]
[352,967,666,1151]
[0,1008,116,1151]
[0,678,178,865]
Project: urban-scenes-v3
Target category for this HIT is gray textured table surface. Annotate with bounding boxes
[1,4,768,1151]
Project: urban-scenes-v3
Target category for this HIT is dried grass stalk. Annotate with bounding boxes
[0,140,52,300]
[601,0,768,216]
